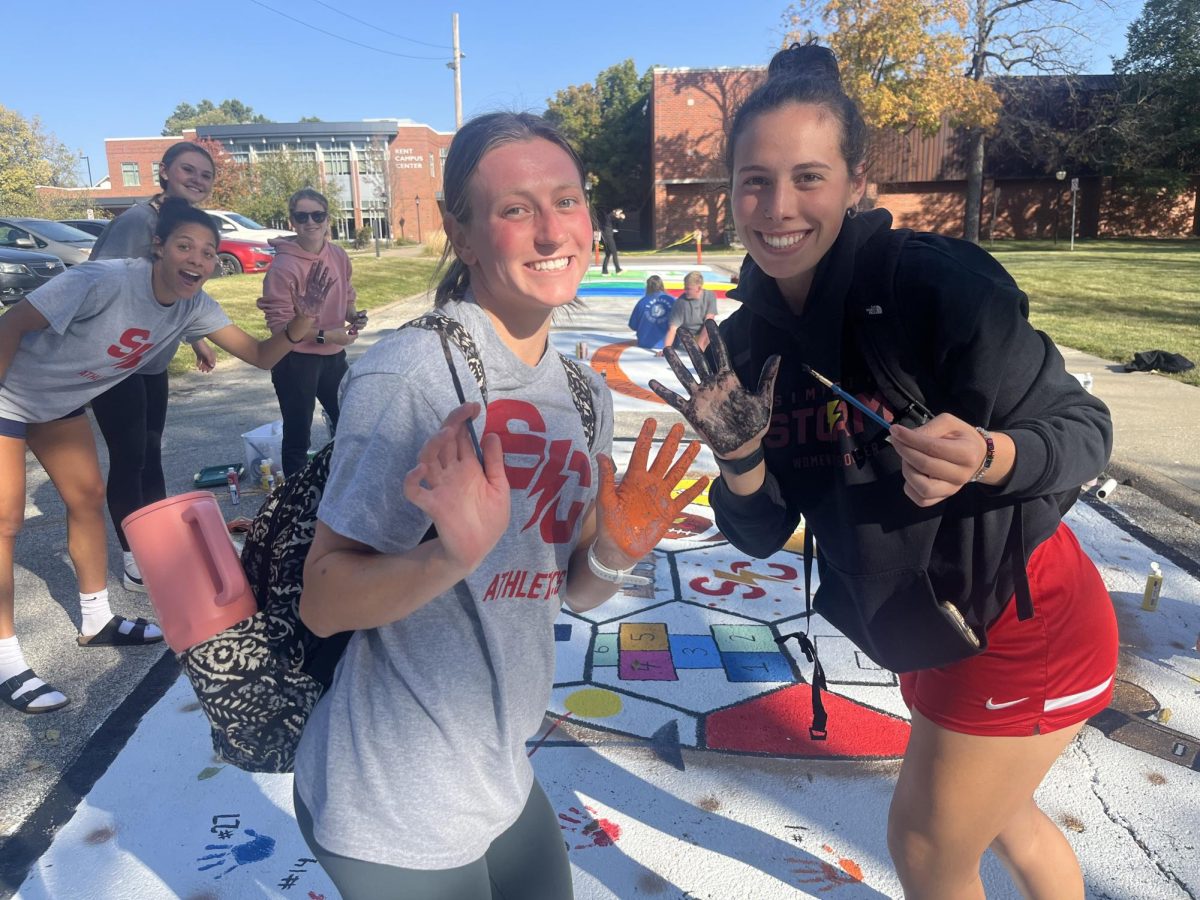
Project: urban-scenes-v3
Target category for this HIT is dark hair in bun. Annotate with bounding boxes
[726,42,867,177]
[155,196,220,246]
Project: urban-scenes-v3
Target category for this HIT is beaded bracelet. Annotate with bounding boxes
[970,426,995,483]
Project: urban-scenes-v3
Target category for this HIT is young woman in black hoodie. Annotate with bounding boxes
[652,44,1116,900]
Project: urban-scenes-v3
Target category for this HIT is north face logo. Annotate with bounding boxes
[865,305,883,316]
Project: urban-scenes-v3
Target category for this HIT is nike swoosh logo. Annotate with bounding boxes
[985,697,1029,710]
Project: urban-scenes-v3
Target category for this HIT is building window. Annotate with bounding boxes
[151,162,160,185]
[326,149,350,176]
[121,162,140,187]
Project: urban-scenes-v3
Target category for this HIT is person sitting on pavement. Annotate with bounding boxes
[0,198,327,714]
[649,42,1117,900]
[291,111,706,900]
[87,140,220,595]
[658,270,718,356]
[259,188,366,478]
[628,275,675,350]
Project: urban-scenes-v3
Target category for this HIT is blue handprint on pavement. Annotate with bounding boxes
[197,828,277,878]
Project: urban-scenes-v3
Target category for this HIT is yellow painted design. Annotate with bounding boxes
[672,477,712,508]
[565,688,623,718]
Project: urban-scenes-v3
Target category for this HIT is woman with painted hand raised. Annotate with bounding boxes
[651,43,1115,900]
[293,111,706,899]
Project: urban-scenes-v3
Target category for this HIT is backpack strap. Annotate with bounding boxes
[404,310,597,453]
[849,228,934,427]
[558,355,598,452]
[849,228,1034,623]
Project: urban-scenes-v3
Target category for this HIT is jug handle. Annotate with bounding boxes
[181,504,234,607]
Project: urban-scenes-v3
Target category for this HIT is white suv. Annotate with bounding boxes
[204,210,295,242]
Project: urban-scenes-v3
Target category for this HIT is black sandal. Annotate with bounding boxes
[1,668,69,714]
[77,615,163,647]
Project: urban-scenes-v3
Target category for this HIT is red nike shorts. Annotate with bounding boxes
[899,522,1118,737]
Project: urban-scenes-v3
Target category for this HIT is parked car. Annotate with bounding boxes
[204,210,294,242]
[0,246,66,305]
[58,216,271,277]
[58,218,110,238]
[215,238,275,277]
[0,218,95,266]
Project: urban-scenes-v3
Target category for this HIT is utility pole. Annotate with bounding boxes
[449,13,464,130]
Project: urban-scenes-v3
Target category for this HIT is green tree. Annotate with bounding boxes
[163,99,272,135]
[0,104,80,217]
[1113,0,1200,231]
[545,59,653,220]
[196,140,340,229]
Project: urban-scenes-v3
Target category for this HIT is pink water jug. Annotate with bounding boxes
[122,491,257,653]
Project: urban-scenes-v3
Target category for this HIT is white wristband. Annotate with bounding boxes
[587,543,650,586]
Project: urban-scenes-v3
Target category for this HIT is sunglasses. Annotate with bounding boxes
[291,210,328,224]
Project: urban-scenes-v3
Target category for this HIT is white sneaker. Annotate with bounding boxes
[122,553,147,594]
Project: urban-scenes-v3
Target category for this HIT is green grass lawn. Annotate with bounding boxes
[990,240,1200,386]
[50,240,1197,387]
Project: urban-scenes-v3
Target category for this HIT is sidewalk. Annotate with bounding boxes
[3,290,1199,899]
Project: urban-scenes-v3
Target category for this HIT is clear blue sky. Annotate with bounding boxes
[6,0,1139,187]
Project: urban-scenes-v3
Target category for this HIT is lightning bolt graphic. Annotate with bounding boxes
[825,399,845,432]
[525,439,572,531]
[711,567,791,589]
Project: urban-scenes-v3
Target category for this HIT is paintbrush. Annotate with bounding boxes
[802,364,893,431]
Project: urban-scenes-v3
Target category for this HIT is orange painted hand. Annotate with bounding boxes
[595,419,709,565]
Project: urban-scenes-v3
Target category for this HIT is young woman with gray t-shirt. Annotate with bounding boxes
[293,112,707,899]
[0,199,327,714]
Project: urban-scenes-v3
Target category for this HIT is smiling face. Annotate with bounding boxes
[731,102,865,306]
[150,222,217,303]
[160,151,215,206]
[290,196,329,252]
[446,137,592,323]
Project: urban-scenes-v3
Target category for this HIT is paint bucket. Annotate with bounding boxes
[122,491,257,653]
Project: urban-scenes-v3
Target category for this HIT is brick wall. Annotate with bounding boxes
[390,125,452,243]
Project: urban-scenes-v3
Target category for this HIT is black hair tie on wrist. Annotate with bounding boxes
[283,324,302,344]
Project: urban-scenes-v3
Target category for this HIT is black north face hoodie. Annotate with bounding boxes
[711,209,1112,669]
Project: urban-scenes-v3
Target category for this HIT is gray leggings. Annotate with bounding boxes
[293,781,573,900]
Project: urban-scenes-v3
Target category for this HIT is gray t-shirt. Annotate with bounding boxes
[89,199,182,375]
[294,298,614,869]
[668,289,718,335]
[0,258,230,423]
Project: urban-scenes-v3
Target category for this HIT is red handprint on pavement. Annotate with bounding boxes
[558,804,622,850]
[787,844,864,892]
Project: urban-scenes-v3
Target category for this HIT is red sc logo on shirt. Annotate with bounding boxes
[485,399,591,544]
[106,329,157,371]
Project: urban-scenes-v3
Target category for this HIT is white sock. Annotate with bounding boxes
[122,551,141,579]
[80,588,163,641]
[0,635,67,710]
[80,589,114,636]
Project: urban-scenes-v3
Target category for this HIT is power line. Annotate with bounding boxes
[307,0,452,50]
[246,0,446,60]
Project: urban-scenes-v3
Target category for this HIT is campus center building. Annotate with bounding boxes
[95,119,452,242]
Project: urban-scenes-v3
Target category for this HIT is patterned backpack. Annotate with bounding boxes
[178,312,597,772]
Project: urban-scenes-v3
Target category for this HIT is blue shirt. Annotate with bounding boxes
[628,292,674,350]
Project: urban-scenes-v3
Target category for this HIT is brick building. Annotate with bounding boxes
[92,119,453,242]
[650,66,1196,247]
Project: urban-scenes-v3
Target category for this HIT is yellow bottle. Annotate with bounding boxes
[1141,562,1163,612]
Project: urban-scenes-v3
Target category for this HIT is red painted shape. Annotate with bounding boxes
[706,684,910,757]
[589,341,665,405]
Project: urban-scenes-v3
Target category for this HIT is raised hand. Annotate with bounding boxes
[595,419,709,564]
[403,402,510,571]
[290,261,334,319]
[648,320,780,459]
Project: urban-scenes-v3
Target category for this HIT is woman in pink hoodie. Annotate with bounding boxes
[259,189,366,476]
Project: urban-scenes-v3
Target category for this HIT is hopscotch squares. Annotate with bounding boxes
[591,622,795,684]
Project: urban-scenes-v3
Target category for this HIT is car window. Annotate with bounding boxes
[15,220,96,243]
[0,226,34,247]
[225,213,267,230]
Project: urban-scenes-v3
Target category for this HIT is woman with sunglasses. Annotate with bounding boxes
[259,189,365,476]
